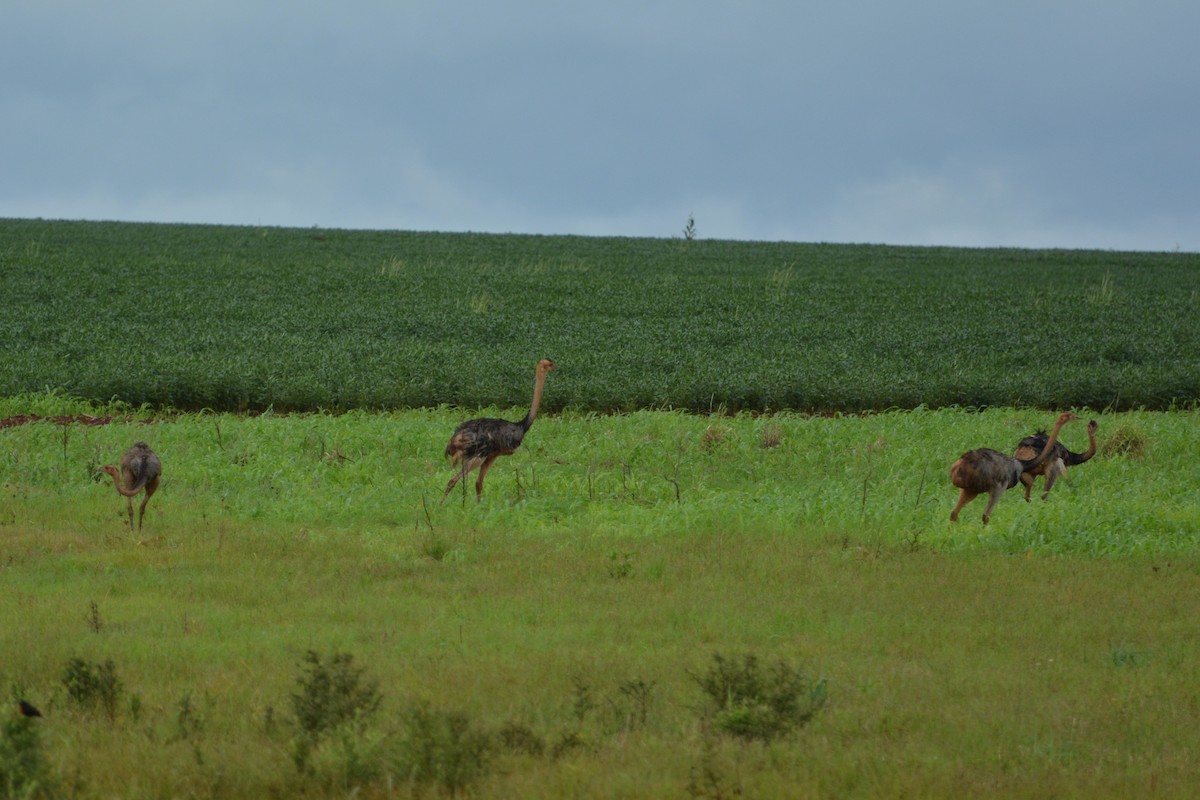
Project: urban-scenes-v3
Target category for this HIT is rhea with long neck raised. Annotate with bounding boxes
[441,358,558,503]
[518,357,553,432]
[949,412,1078,525]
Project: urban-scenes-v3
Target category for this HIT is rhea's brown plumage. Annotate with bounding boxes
[1014,419,1098,501]
[949,412,1078,524]
[442,359,557,503]
[100,442,162,532]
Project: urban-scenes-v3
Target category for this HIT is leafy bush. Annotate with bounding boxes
[392,704,492,795]
[496,721,546,757]
[690,652,827,743]
[61,657,122,721]
[289,650,382,773]
[616,677,655,732]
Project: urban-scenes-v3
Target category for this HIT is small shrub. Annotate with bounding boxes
[496,721,545,757]
[85,601,103,634]
[305,728,387,789]
[291,651,382,740]
[606,551,635,579]
[616,677,655,731]
[61,657,123,721]
[173,692,204,743]
[290,650,382,773]
[549,730,586,760]
[686,733,740,800]
[690,652,827,743]
[570,676,595,726]
[392,704,491,795]
[0,716,48,799]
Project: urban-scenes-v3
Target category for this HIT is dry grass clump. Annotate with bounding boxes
[1101,423,1148,459]
[760,422,783,449]
[700,423,731,451]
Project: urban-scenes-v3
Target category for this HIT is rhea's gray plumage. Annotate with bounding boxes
[949,412,1078,524]
[442,359,557,503]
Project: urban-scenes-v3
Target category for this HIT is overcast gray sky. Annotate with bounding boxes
[3,2,1197,251]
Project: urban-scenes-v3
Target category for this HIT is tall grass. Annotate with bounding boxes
[0,398,1195,561]
[1,395,1195,556]
[2,397,1199,795]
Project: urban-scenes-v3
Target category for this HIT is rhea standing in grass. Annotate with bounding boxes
[949,412,1078,524]
[442,358,557,503]
[100,442,162,532]
[1014,418,1098,501]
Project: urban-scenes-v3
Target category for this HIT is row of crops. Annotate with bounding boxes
[2,218,1197,412]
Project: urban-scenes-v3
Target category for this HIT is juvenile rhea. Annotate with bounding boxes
[100,442,162,532]
[442,358,557,503]
[949,412,1078,524]
[1014,419,1098,501]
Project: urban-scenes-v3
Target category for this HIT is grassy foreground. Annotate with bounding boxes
[3,398,1199,797]
[5,517,1199,798]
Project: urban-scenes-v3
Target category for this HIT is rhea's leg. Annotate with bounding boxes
[949,489,977,522]
[474,454,501,502]
[1041,461,1065,500]
[442,457,482,503]
[1020,472,1035,502]
[441,471,464,501]
[981,487,1006,525]
[120,469,137,530]
[138,476,160,531]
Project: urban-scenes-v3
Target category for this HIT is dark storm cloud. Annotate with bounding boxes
[2,2,1197,250]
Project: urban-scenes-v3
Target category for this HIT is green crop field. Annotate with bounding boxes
[2,218,1197,412]
[2,219,1199,797]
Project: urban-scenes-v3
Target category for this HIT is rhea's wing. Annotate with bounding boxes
[122,444,161,492]
[1014,431,1069,466]
[1014,430,1048,459]
[446,418,526,463]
